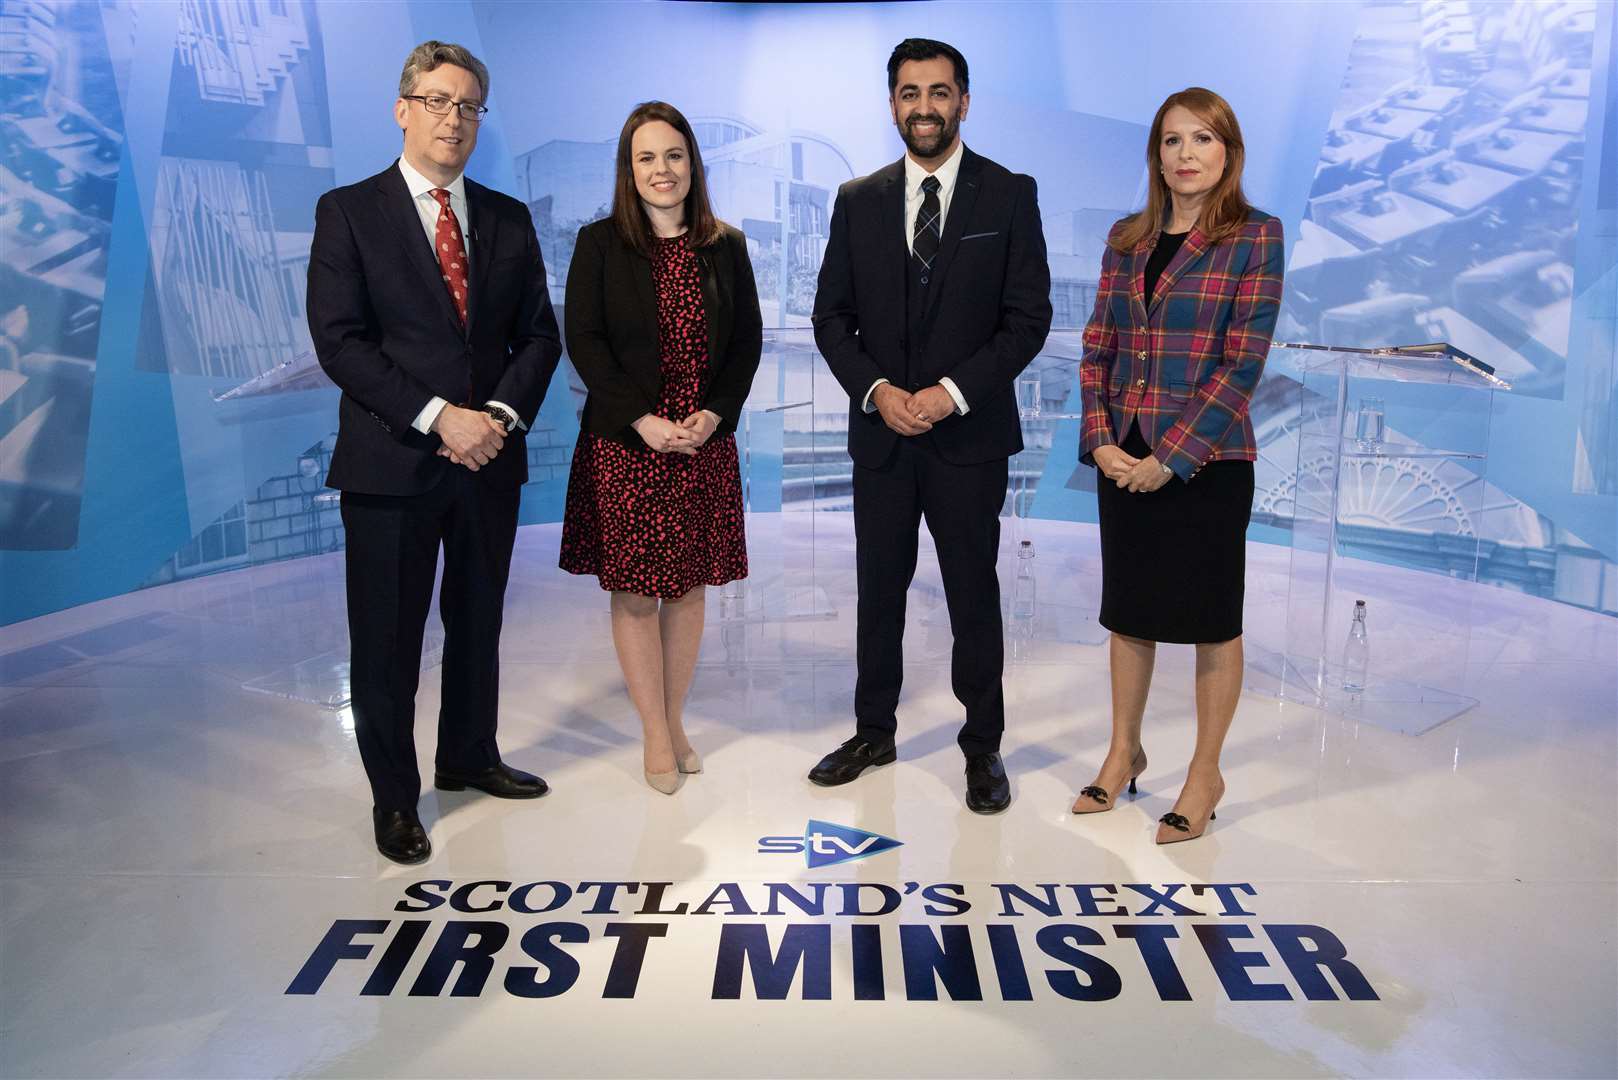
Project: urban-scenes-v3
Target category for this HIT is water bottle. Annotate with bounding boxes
[1011,540,1036,620]
[1341,600,1369,693]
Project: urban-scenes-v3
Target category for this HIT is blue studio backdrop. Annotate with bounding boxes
[2,0,1615,624]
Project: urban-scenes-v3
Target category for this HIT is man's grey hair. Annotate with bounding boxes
[398,40,489,103]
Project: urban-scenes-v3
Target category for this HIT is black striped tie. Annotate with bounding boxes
[912,175,941,272]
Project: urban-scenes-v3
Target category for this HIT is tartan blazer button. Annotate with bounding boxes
[1137,349,1147,360]
[1135,377,1146,388]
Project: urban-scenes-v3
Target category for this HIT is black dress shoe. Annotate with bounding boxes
[808,735,897,786]
[964,752,1011,814]
[372,808,430,864]
[434,762,549,799]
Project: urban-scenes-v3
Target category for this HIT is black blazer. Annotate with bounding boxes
[307,162,562,495]
[812,147,1052,468]
[565,218,763,447]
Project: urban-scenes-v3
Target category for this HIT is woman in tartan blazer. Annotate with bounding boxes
[1071,88,1284,844]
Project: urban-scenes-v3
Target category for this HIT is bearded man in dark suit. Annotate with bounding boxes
[810,37,1052,813]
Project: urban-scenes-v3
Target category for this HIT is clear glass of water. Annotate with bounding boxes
[1355,397,1385,449]
[1017,372,1041,418]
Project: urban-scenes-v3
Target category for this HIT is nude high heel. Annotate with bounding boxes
[676,749,702,774]
[644,769,680,795]
[1156,777,1224,844]
[1072,747,1148,814]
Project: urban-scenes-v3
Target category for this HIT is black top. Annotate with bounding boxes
[1143,229,1189,309]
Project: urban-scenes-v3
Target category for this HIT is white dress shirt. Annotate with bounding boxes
[396,157,523,435]
[863,140,970,417]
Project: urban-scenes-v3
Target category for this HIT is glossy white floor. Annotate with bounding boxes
[1,514,1614,1079]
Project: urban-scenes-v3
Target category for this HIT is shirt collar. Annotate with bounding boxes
[904,140,966,198]
[398,155,467,204]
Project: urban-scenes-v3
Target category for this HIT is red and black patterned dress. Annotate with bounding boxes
[559,235,748,599]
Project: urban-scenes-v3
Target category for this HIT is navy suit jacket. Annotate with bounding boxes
[811,147,1052,468]
[307,162,562,495]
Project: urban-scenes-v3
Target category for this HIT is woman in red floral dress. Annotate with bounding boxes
[560,102,761,793]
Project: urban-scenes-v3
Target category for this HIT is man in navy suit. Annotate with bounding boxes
[810,38,1052,812]
[307,41,562,863]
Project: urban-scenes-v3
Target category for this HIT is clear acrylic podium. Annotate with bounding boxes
[713,328,838,625]
[1246,342,1511,734]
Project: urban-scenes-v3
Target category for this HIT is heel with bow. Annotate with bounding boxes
[1071,748,1148,815]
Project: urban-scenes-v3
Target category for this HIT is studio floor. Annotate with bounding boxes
[1,514,1614,1078]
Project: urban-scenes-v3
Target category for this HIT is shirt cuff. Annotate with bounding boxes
[861,378,890,413]
[938,377,968,415]
[413,396,449,434]
[485,400,528,432]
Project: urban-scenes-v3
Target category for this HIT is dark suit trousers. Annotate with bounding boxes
[340,467,519,811]
[853,435,1008,755]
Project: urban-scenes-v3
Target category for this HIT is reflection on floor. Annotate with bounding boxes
[2,515,1614,1078]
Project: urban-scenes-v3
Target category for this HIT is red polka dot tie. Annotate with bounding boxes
[429,187,468,327]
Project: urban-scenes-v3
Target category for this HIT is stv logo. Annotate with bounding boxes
[757,819,903,868]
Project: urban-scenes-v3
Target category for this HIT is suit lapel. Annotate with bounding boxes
[1146,228,1211,319]
[464,179,496,337]
[920,147,982,319]
[630,243,661,347]
[1128,241,1150,326]
[880,160,906,293]
[375,163,463,336]
[698,244,725,371]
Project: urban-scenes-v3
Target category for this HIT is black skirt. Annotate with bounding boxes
[1096,423,1254,644]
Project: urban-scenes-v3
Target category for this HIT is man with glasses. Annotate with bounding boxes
[307,40,562,864]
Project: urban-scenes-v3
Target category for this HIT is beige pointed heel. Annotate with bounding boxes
[676,749,702,775]
[1156,777,1224,844]
[1071,748,1148,814]
[644,769,680,795]
[1157,807,1217,844]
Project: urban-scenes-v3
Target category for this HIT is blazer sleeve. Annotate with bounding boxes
[1151,215,1284,481]
[940,174,1053,405]
[1077,239,1123,465]
[812,185,888,402]
[700,231,763,432]
[488,209,563,425]
[307,191,435,438]
[564,225,658,437]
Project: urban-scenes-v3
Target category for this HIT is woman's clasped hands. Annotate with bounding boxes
[1093,444,1173,493]
[633,410,720,455]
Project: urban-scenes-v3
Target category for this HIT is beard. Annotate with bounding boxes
[897,109,960,159]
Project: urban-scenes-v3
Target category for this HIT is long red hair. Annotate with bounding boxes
[1110,87,1253,252]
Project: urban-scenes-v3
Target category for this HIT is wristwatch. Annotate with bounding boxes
[484,403,517,434]
[1158,461,1173,478]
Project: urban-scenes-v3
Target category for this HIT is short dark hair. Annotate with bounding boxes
[887,38,969,96]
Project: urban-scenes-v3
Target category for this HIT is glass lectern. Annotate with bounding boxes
[1246,342,1511,734]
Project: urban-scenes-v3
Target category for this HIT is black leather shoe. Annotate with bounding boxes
[808,735,897,786]
[964,752,1011,814]
[434,762,549,799]
[372,808,430,864]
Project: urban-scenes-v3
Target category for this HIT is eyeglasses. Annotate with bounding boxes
[402,94,488,122]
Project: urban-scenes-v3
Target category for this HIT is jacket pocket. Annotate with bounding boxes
[960,230,999,242]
